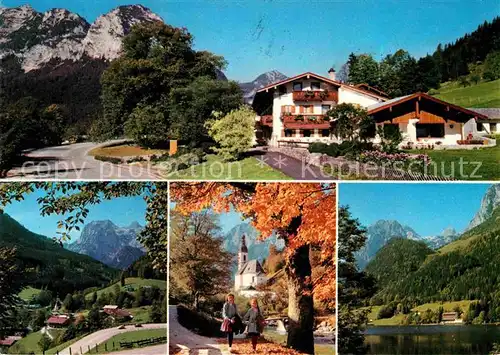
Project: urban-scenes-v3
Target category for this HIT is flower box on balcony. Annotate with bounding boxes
[457,139,485,145]
[293,90,338,102]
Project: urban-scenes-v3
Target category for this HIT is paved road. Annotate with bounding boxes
[169,306,228,355]
[58,323,167,355]
[112,343,168,354]
[258,151,333,180]
[6,141,161,180]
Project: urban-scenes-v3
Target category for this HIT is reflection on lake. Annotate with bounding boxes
[365,325,500,354]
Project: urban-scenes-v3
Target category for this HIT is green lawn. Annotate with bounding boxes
[85,278,166,300]
[87,328,167,354]
[432,79,500,107]
[362,300,477,326]
[18,286,42,301]
[263,330,334,355]
[45,334,88,355]
[412,300,476,313]
[406,138,500,180]
[164,154,292,180]
[128,306,152,324]
[8,329,65,355]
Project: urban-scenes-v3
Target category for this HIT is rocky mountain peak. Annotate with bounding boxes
[441,227,457,237]
[81,4,163,60]
[240,70,288,104]
[466,185,500,231]
[0,4,164,70]
[68,219,145,269]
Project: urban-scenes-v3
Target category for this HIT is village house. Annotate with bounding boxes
[46,315,71,328]
[441,312,463,324]
[234,235,267,297]
[253,70,494,148]
[0,336,22,348]
[470,108,500,134]
[103,305,133,320]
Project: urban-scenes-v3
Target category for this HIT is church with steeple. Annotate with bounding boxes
[234,234,267,297]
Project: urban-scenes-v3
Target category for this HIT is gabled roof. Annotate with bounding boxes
[468,108,500,119]
[238,260,265,276]
[256,72,388,101]
[0,336,21,346]
[355,83,389,98]
[47,315,71,325]
[367,92,488,119]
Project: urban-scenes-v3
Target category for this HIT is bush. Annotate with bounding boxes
[376,126,403,153]
[205,106,255,161]
[94,155,123,164]
[308,142,329,154]
[126,156,147,163]
[377,305,395,319]
[176,304,224,338]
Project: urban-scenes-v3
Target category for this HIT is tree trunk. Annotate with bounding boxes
[193,292,199,311]
[286,244,315,354]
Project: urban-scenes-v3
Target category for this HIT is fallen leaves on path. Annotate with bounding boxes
[217,338,306,354]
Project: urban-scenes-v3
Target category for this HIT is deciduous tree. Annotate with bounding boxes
[170,182,336,354]
[170,210,233,310]
[0,247,24,339]
[205,106,256,161]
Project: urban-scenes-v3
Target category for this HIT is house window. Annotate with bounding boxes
[252,276,255,284]
[311,81,320,90]
[301,105,313,114]
[383,124,399,136]
[293,82,303,91]
[322,105,331,114]
[321,129,330,137]
[477,122,484,131]
[281,105,295,114]
[303,130,312,137]
[492,124,498,133]
[365,121,376,138]
[416,124,445,138]
[278,85,287,95]
[285,129,293,137]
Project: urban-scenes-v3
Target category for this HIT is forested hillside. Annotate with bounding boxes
[434,17,500,81]
[365,238,433,289]
[345,16,500,98]
[0,212,118,296]
[367,207,500,316]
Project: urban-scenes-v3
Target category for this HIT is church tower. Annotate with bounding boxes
[238,234,249,271]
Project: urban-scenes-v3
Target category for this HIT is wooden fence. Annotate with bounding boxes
[64,336,167,354]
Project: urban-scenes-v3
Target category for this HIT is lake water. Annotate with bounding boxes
[365,325,500,354]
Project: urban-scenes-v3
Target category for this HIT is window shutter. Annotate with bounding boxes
[281,106,285,113]
[291,106,296,113]
[299,106,304,114]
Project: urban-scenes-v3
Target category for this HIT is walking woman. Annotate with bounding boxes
[243,298,266,353]
[221,293,239,353]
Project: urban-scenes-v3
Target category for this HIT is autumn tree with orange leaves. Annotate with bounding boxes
[170,182,336,354]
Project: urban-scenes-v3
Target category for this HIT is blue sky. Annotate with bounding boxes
[3,0,499,81]
[340,183,490,236]
[3,188,147,242]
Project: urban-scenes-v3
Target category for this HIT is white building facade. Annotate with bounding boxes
[234,235,267,297]
[253,71,492,147]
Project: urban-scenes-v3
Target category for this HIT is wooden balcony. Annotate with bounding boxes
[292,90,338,102]
[281,114,330,129]
[259,115,273,127]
